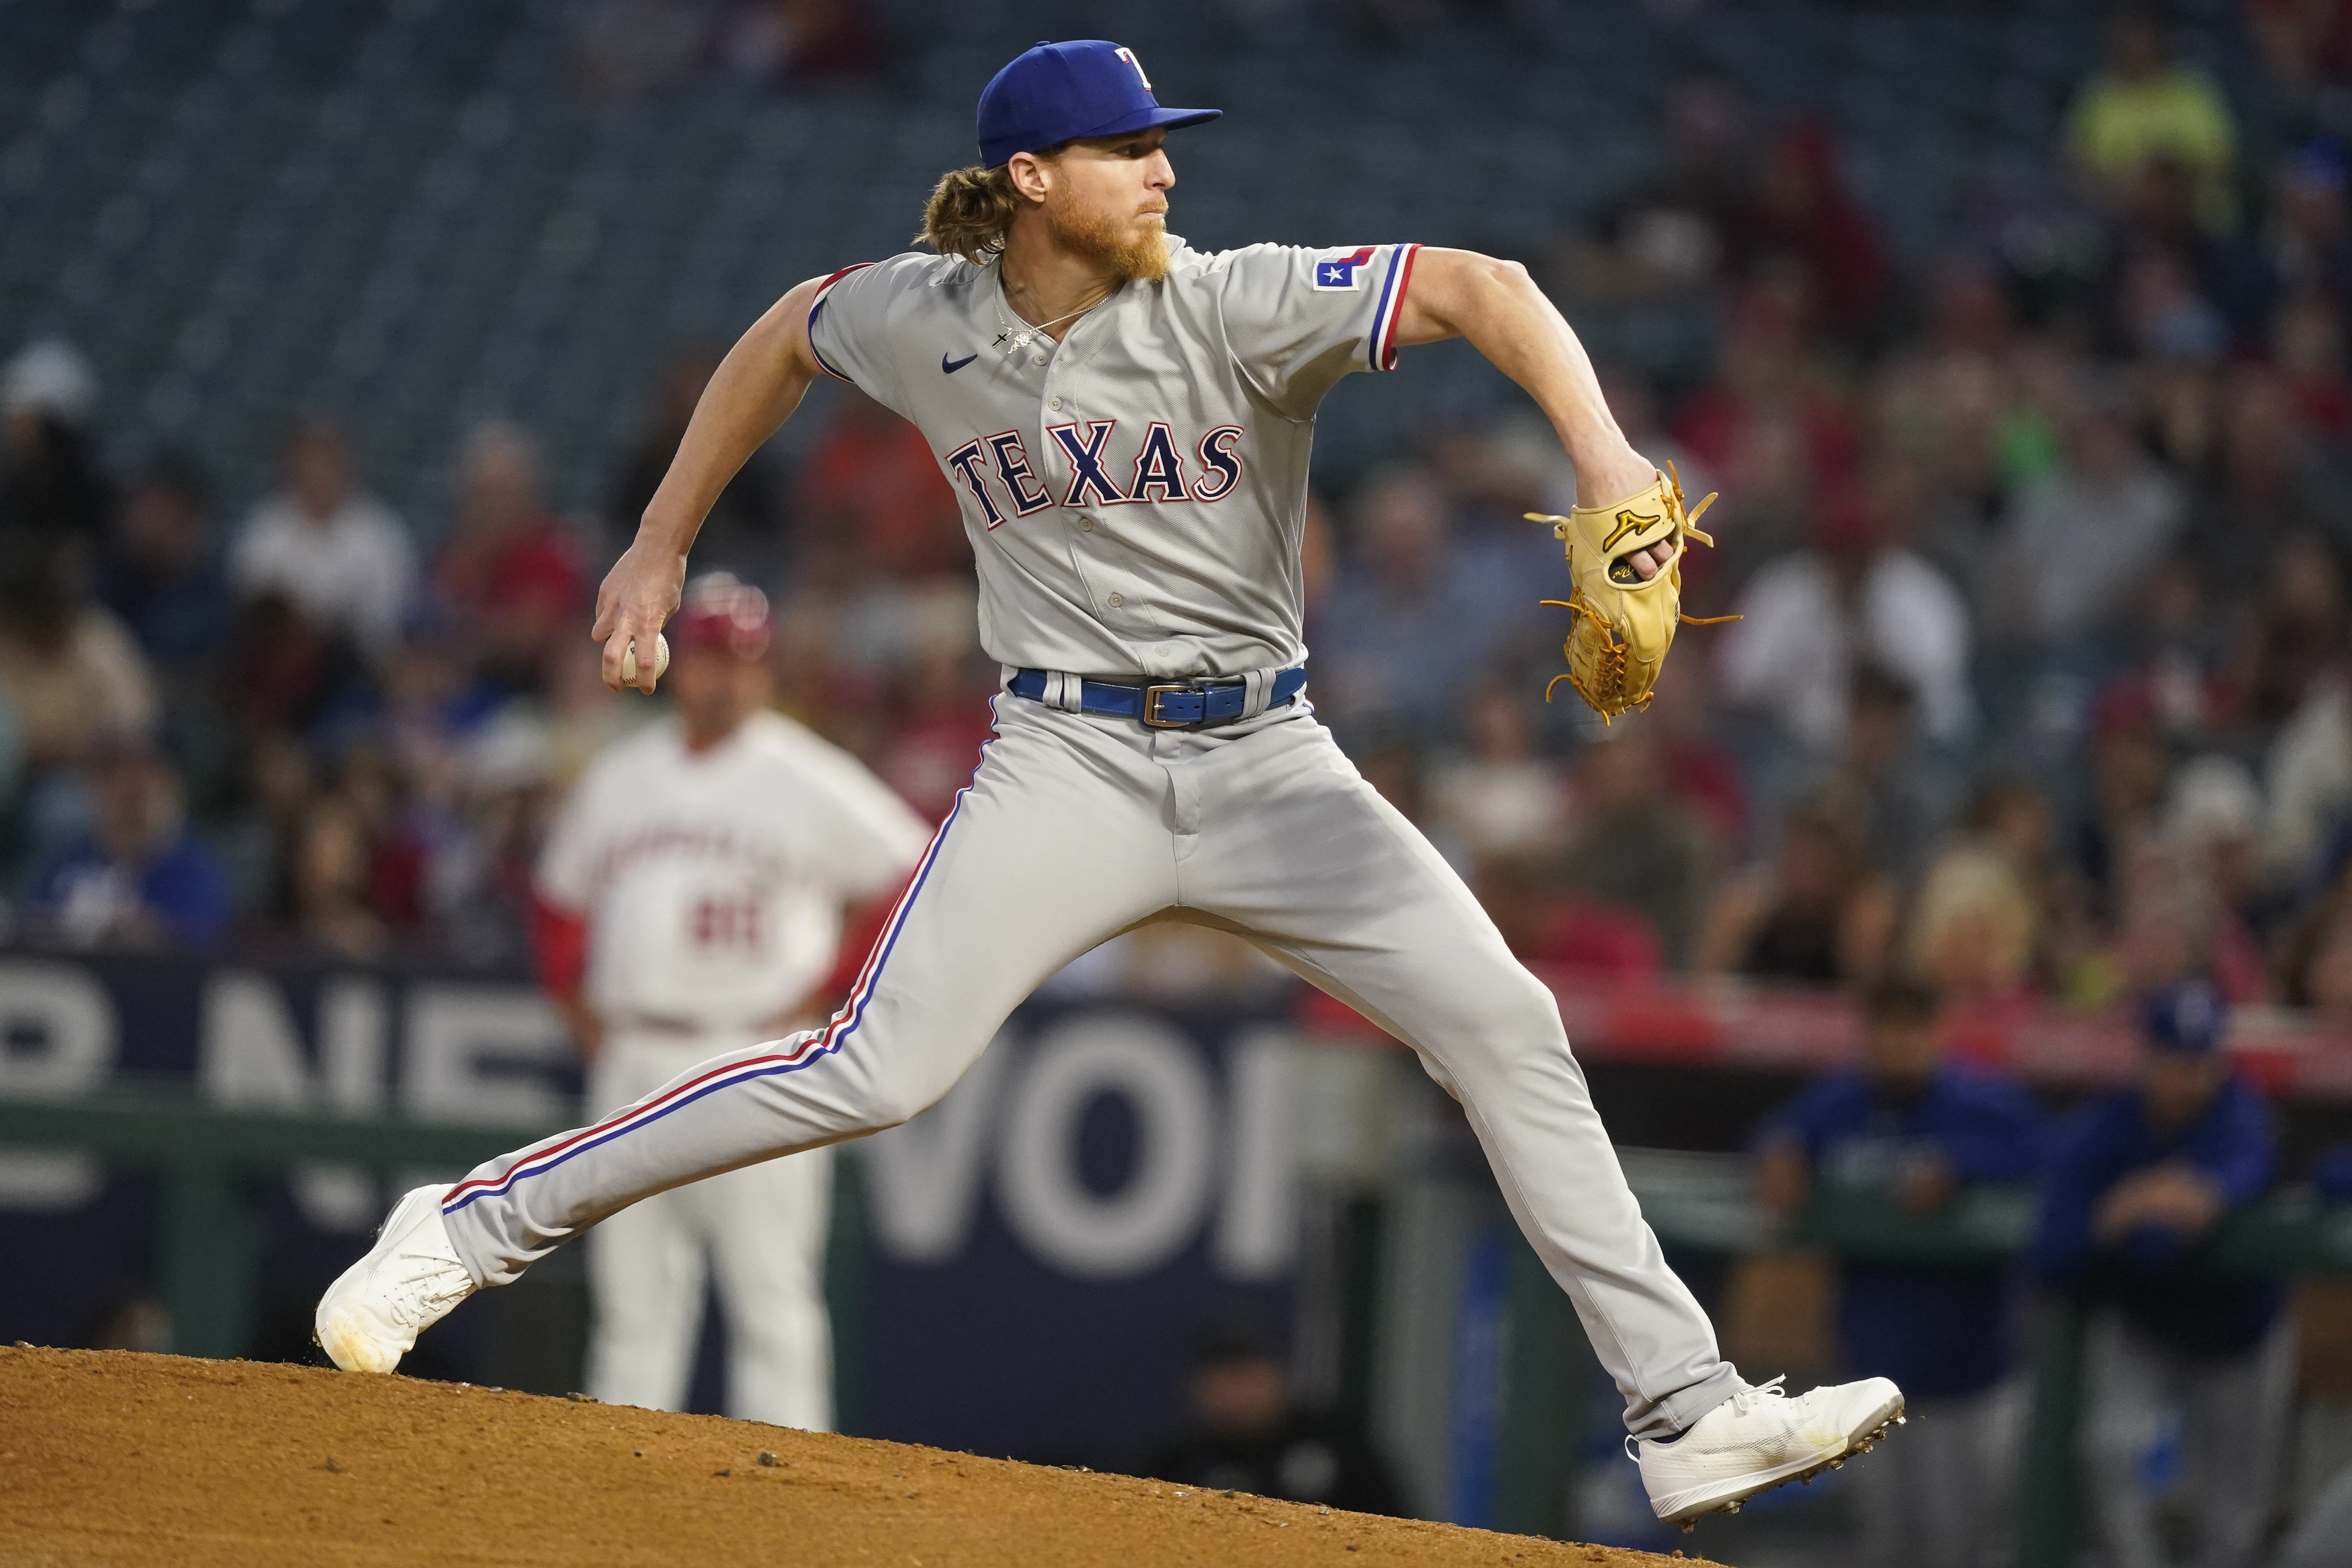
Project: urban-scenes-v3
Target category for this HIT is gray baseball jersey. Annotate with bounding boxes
[431,236,1750,1442]
[805,240,1420,679]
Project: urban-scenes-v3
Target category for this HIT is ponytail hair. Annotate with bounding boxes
[918,164,1021,263]
[917,143,1067,262]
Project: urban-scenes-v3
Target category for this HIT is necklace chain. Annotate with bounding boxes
[993,281,1113,356]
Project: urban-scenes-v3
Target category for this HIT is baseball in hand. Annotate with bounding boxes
[619,633,669,685]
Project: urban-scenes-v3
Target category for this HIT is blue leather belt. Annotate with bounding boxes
[1007,665,1307,728]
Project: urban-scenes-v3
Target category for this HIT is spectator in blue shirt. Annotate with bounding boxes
[1310,467,1518,738]
[96,454,233,668]
[2028,978,2291,1568]
[26,729,229,950]
[1754,975,2045,1568]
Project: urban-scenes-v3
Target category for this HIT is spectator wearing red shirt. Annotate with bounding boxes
[1474,853,1665,979]
[1672,285,1864,594]
[1730,117,1890,342]
[2273,289,2352,440]
[799,388,965,584]
[434,422,588,690]
[873,592,994,824]
[1560,725,1717,970]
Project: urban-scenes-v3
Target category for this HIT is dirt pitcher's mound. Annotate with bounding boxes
[0,1347,1722,1568]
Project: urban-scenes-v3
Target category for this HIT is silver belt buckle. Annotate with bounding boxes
[1141,683,1197,728]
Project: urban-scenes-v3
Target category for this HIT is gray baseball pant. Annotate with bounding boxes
[439,695,1742,1437]
[2273,1462,2352,1568]
[1850,1381,2024,1568]
[2081,1311,2296,1568]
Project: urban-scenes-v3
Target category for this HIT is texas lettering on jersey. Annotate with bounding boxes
[804,241,1419,675]
[940,420,1245,529]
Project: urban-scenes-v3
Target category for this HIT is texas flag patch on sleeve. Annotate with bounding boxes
[1312,246,1378,290]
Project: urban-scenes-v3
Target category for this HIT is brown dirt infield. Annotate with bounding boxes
[0,1347,1727,1567]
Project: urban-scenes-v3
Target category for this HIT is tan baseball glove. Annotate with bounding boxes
[1526,463,1731,720]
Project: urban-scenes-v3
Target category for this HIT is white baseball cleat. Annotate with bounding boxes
[313,1184,477,1373]
[1635,1374,1905,1529]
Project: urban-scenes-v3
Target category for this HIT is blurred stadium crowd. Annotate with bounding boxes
[5,4,2352,1025]
[10,0,2352,1560]
[0,339,976,967]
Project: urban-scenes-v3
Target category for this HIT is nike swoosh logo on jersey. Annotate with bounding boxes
[941,352,979,374]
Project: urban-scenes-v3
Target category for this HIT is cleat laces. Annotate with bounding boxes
[366,1208,475,1334]
[1629,1374,1794,1460]
[1726,1375,1787,1417]
[386,1264,473,1331]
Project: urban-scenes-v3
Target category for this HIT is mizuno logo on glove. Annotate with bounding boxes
[1602,508,1660,553]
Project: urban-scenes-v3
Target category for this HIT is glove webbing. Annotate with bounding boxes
[1536,596,1739,718]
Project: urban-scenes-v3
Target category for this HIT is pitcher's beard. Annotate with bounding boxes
[1046,196,1171,282]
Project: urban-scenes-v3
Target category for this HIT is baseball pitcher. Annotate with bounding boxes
[320,40,1904,1527]
[532,575,929,1429]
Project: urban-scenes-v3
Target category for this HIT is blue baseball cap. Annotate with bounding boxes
[2142,977,2227,1056]
[976,40,1220,169]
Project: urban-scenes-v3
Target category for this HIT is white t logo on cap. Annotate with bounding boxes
[1114,46,1152,91]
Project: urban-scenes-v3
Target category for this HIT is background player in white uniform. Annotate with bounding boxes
[532,574,929,1429]
[320,39,1905,1527]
